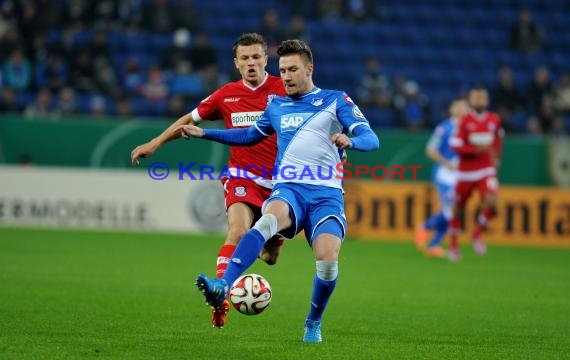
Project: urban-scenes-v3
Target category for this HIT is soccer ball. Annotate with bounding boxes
[229,274,272,315]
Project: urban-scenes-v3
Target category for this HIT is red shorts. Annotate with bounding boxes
[454,175,499,207]
[221,177,272,210]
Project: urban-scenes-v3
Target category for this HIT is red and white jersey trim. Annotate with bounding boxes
[456,167,496,181]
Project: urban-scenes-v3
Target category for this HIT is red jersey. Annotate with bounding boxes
[191,74,285,185]
[450,110,503,181]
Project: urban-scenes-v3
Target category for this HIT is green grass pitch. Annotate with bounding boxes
[1,227,569,359]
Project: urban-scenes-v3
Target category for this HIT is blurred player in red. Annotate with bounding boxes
[130,33,286,327]
[448,87,504,261]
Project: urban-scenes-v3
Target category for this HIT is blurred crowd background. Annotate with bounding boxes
[0,0,569,137]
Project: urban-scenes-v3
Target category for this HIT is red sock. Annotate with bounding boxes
[472,208,496,240]
[449,217,461,252]
[216,244,236,278]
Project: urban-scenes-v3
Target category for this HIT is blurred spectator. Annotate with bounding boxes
[3,48,32,91]
[54,87,77,117]
[142,65,169,101]
[393,80,430,130]
[62,0,93,28]
[17,1,48,55]
[553,73,570,116]
[257,8,288,58]
[550,116,567,137]
[169,61,203,98]
[94,57,119,96]
[525,116,543,138]
[115,96,133,117]
[0,1,18,38]
[356,57,391,108]
[29,34,49,65]
[510,9,542,53]
[70,49,97,93]
[288,0,317,18]
[200,64,228,97]
[492,66,522,113]
[287,15,311,44]
[161,28,192,72]
[539,96,558,133]
[90,95,107,117]
[317,0,343,21]
[122,57,145,95]
[492,66,522,132]
[0,87,22,112]
[344,0,383,21]
[117,0,143,25]
[526,66,552,115]
[188,32,218,72]
[173,0,202,33]
[91,0,118,31]
[141,0,175,33]
[24,88,55,119]
[0,27,20,64]
[90,31,112,64]
[166,95,186,118]
[35,51,68,93]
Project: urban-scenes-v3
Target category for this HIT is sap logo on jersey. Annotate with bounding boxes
[280,113,311,131]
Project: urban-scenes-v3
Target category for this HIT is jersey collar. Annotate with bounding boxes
[242,72,269,91]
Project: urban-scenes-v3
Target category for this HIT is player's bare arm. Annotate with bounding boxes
[426,146,455,170]
[130,113,197,166]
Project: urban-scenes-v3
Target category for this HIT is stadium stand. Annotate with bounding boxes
[0,0,568,135]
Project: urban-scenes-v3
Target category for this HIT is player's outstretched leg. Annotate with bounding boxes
[195,273,228,308]
[303,319,322,343]
[259,235,285,265]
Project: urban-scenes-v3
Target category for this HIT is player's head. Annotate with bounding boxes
[233,33,268,87]
[468,87,489,113]
[277,39,314,97]
[449,99,469,120]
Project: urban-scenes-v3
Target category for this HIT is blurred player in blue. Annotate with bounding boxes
[415,99,469,257]
[177,39,379,343]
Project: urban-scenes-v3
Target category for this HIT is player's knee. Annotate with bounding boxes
[252,213,278,240]
[316,260,338,281]
[226,226,248,245]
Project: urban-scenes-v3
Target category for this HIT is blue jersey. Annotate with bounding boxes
[254,87,371,189]
[426,118,457,186]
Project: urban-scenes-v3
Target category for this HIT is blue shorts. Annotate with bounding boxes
[435,181,455,218]
[263,183,347,245]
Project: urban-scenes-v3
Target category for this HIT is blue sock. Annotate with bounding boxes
[222,229,266,286]
[424,212,446,230]
[307,275,337,322]
[427,213,449,248]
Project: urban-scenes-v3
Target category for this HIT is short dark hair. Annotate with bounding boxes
[232,33,267,58]
[277,39,313,64]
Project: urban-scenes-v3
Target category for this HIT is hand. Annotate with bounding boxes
[331,133,352,149]
[176,125,204,139]
[443,161,456,171]
[130,141,158,166]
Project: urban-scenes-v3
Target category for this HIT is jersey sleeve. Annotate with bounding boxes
[253,105,275,136]
[450,117,481,155]
[191,90,222,121]
[427,125,444,151]
[335,92,371,134]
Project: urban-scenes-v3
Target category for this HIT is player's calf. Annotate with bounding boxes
[259,235,285,265]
